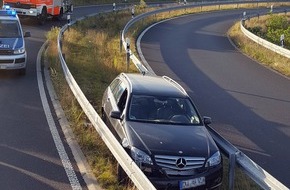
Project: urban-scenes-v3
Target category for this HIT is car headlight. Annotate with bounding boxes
[14,47,25,54]
[131,147,153,166]
[206,151,221,167]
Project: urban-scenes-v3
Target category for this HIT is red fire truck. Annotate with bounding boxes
[3,0,73,24]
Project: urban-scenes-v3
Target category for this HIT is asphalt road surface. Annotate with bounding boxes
[0,5,117,190]
[139,9,290,187]
[0,22,85,190]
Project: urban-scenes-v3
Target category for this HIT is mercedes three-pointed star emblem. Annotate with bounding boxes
[176,158,186,169]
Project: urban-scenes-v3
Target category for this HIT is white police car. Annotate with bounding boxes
[0,6,30,75]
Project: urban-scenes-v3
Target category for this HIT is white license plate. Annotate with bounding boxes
[0,65,6,69]
[179,177,205,189]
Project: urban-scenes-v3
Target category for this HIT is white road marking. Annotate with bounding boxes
[36,42,82,190]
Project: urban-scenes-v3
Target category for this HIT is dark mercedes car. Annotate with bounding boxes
[101,73,222,189]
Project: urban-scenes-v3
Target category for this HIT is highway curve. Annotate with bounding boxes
[0,5,116,189]
[139,9,290,187]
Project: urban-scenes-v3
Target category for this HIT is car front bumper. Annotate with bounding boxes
[0,53,27,70]
[148,164,223,190]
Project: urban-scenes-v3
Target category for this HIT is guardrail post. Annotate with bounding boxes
[126,51,130,71]
[113,3,116,12]
[131,5,135,18]
[67,14,71,31]
[229,152,237,190]
[242,11,246,26]
[59,40,62,50]
[280,34,285,48]
[120,30,123,52]
[270,5,273,13]
[126,38,130,71]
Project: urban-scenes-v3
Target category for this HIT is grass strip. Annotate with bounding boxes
[228,13,290,77]
[45,2,289,189]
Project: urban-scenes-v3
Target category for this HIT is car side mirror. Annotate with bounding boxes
[203,116,212,125]
[110,110,122,120]
[24,32,31,37]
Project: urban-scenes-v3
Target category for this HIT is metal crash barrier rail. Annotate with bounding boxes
[121,1,289,189]
[241,10,290,59]
[55,1,289,189]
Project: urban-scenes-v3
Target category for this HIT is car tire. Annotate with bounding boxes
[101,108,106,123]
[56,8,63,21]
[117,163,128,185]
[38,7,47,25]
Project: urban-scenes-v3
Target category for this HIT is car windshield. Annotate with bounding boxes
[0,20,21,38]
[128,95,201,125]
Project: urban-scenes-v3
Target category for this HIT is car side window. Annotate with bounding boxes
[110,79,121,96]
[113,82,126,102]
[117,89,128,113]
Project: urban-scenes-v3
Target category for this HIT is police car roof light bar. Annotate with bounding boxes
[0,5,17,16]
[3,5,11,10]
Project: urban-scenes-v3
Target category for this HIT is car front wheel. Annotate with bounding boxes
[101,108,107,123]
[117,163,129,185]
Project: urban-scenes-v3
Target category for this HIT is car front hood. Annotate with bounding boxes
[126,121,216,157]
[0,38,23,49]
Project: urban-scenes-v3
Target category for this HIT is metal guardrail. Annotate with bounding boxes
[121,0,290,72]
[237,10,290,189]
[208,127,289,190]
[241,11,290,59]
[57,14,157,190]
[121,1,290,189]
[55,1,290,190]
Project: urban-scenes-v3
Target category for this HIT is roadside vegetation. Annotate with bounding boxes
[73,0,169,6]
[247,13,290,48]
[228,12,290,77]
[45,1,289,189]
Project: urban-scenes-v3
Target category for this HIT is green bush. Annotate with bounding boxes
[266,15,288,30]
[265,15,289,47]
[248,14,290,48]
[248,26,266,37]
[266,28,286,45]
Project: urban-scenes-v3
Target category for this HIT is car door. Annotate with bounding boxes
[106,79,128,141]
[103,78,121,123]
[114,89,128,140]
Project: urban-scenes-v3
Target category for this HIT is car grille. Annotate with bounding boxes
[155,155,205,174]
[15,58,25,63]
[0,59,13,64]
[0,50,14,55]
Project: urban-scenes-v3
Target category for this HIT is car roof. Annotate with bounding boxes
[0,15,19,21]
[0,9,19,21]
[121,73,188,98]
